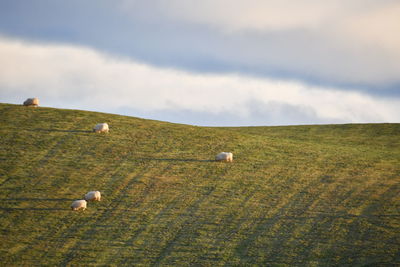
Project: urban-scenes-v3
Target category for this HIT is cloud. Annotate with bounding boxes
[118,0,400,53]
[0,37,399,126]
[340,1,400,53]
[116,101,325,127]
[119,0,400,86]
[120,0,400,47]
[1,0,399,93]
[119,0,357,31]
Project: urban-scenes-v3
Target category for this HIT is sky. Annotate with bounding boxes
[0,0,399,126]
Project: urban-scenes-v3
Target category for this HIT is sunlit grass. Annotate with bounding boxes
[0,103,399,266]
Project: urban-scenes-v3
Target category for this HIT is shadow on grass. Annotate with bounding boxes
[33,128,92,133]
[0,198,78,211]
[0,198,76,201]
[135,158,215,163]
[0,207,68,211]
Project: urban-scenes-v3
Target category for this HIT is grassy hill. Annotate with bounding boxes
[0,103,399,266]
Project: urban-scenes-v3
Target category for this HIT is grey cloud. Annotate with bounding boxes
[114,100,329,127]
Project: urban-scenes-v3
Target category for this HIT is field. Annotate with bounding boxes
[0,103,399,266]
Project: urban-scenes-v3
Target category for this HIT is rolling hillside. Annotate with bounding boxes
[0,103,399,266]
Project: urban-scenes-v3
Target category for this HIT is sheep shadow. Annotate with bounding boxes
[33,128,92,133]
[135,158,215,163]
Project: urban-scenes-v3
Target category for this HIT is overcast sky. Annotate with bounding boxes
[0,0,399,126]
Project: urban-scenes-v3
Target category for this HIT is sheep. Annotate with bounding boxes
[93,123,109,133]
[23,97,39,107]
[71,200,87,211]
[215,152,233,162]
[85,191,101,201]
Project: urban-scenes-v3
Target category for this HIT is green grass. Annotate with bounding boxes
[0,103,399,266]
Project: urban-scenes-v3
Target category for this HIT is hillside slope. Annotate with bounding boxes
[0,103,399,266]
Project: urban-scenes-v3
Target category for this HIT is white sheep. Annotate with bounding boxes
[85,191,101,201]
[23,97,39,107]
[71,200,87,211]
[215,152,233,162]
[93,123,109,133]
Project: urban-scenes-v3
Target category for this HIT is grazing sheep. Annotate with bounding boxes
[216,152,233,162]
[23,97,39,107]
[93,123,109,133]
[71,200,87,211]
[85,191,101,201]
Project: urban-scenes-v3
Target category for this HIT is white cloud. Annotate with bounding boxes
[0,37,399,125]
